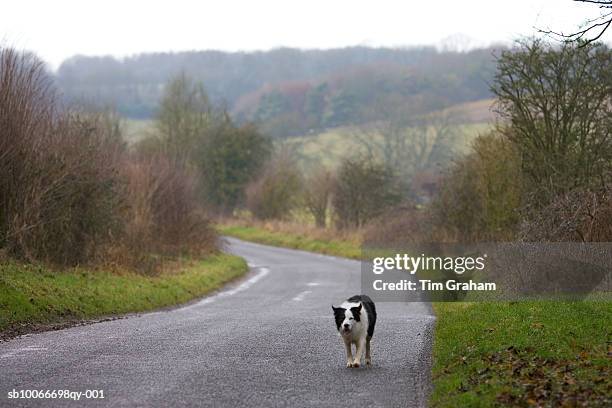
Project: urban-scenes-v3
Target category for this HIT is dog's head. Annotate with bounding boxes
[332,303,362,335]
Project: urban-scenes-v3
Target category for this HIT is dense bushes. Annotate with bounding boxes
[0,49,125,264]
[519,185,612,242]
[492,40,611,205]
[0,48,216,270]
[432,131,522,241]
[117,154,216,269]
[197,121,271,213]
[245,151,302,220]
[332,156,401,229]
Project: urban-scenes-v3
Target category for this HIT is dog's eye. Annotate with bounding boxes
[349,317,354,320]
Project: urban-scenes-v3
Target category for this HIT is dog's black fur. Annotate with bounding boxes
[347,294,376,338]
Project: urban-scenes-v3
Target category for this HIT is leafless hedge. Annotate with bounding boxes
[117,153,216,270]
[0,48,216,270]
[520,185,612,242]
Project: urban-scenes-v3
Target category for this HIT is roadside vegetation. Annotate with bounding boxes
[431,302,611,407]
[0,48,266,334]
[0,254,247,338]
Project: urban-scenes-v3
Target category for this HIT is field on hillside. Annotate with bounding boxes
[287,98,495,169]
[287,122,491,170]
[121,99,494,170]
[124,119,155,144]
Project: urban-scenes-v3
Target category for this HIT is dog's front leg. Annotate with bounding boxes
[344,338,353,368]
[352,338,365,368]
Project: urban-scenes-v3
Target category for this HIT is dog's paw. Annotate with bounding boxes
[352,361,360,368]
[346,362,353,368]
[366,358,372,366]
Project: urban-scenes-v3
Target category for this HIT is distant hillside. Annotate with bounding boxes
[56,46,503,138]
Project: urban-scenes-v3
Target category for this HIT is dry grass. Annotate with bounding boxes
[216,216,362,259]
[220,216,362,244]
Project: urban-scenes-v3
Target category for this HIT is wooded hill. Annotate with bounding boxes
[56,46,501,138]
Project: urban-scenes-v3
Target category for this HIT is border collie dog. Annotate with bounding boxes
[332,294,377,368]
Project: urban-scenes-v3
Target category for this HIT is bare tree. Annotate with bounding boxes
[332,156,401,229]
[492,40,612,205]
[304,168,335,228]
[353,100,460,186]
[155,73,214,162]
[540,1,612,45]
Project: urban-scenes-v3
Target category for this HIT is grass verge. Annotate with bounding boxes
[218,223,361,259]
[0,254,247,337]
[431,302,611,407]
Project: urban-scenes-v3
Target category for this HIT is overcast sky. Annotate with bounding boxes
[1,0,607,69]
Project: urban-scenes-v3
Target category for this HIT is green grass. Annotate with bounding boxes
[431,302,611,407]
[218,224,361,259]
[0,254,247,334]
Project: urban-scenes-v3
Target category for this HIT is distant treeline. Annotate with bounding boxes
[56,46,500,137]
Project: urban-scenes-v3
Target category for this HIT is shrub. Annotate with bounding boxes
[519,184,612,242]
[332,156,401,229]
[117,154,216,270]
[245,151,302,220]
[197,120,271,214]
[0,49,125,265]
[431,131,522,241]
[362,203,444,247]
[303,168,335,228]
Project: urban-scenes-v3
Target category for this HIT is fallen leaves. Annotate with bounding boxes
[458,346,612,407]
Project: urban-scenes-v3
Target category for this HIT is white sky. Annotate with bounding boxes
[1,0,607,69]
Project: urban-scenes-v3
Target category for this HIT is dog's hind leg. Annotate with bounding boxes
[365,337,372,366]
[353,338,365,368]
[344,338,354,368]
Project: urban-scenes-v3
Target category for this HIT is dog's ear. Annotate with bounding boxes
[332,306,345,316]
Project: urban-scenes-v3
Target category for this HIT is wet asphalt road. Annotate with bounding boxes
[0,237,435,407]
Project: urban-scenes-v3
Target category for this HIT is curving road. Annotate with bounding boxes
[0,238,435,407]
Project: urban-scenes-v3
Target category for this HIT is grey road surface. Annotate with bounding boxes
[0,237,435,407]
